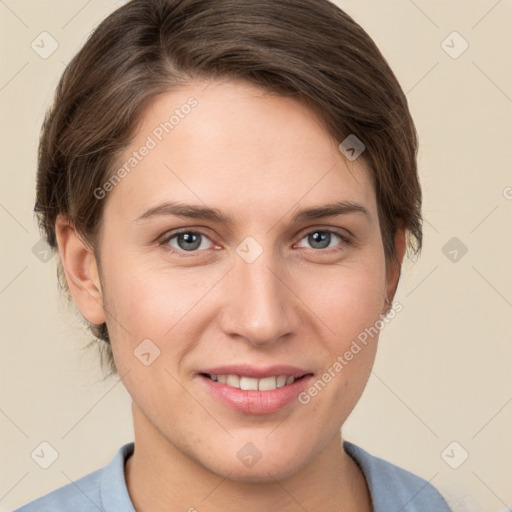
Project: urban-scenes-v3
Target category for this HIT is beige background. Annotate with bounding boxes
[1,1,511,511]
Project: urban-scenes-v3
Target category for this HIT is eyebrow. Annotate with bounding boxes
[134,200,370,225]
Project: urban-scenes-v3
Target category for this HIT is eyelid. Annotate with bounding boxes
[159,228,217,252]
[159,225,353,255]
[295,224,352,243]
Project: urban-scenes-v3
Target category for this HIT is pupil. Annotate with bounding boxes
[178,232,201,251]
[309,231,330,249]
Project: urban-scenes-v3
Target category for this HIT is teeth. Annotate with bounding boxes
[240,376,259,390]
[226,375,240,388]
[207,374,297,390]
[258,376,277,391]
[276,375,287,388]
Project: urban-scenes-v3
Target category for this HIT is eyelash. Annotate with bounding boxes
[159,227,352,256]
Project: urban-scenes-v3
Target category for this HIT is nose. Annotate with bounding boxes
[217,249,300,347]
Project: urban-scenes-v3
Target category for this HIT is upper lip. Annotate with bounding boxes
[198,364,313,379]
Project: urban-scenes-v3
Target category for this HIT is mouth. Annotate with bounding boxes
[199,373,310,391]
[197,365,314,415]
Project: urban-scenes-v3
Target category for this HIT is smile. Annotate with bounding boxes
[202,374,300,391]
[198,366,314,415]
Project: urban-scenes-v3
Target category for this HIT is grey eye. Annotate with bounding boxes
[298,230,342,250]
[167,231,212,252]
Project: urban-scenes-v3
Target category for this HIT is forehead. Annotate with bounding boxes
[105,79,376,223]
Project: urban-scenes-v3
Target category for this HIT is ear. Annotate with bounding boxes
[384,222,407,307]
[54,214,106,325]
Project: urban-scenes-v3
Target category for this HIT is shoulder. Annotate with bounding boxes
[344,441,452,512]
[11,468,104,512]
[11,443,135,512]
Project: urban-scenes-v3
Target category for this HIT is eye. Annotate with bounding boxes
[160,227,351,256]
[295,229,349,251]
[162,230,215,253]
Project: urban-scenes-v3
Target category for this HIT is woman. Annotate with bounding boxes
[15,0,452,510]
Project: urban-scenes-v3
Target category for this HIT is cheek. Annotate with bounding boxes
[295,254,386,402]
[101,257,216,361]
[300,256,387,339]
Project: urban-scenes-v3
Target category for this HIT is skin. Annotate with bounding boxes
[56,78,406,512]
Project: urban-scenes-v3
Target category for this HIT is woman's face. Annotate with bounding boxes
[89,79,400,480]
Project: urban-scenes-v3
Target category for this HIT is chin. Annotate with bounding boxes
[198,442,312,483]
[215,460,305,484]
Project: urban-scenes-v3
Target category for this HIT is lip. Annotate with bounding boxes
[198,364,311,379]
[197,365,314,415]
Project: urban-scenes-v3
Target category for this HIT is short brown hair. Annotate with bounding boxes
[35,0,422,377]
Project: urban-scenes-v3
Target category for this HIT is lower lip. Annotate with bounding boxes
[199,374,314,415]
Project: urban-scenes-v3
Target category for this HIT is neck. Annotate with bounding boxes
[125,404,372,512]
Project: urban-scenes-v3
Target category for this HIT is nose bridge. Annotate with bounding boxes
[220,242,297,345]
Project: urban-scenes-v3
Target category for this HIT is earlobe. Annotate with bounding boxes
[54,215,106,325]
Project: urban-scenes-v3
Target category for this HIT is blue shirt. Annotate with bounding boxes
[13,441,452,511]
